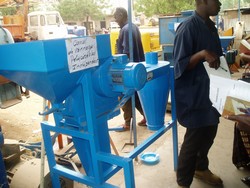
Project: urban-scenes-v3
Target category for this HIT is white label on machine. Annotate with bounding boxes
[65,37,99,73]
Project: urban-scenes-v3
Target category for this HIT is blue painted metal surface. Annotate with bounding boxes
[159,11,193,65]
[0,35,178,187]
[138,52,169,131]
[219,36,235,53]
[170,66,178,171]
[0,128,9,188]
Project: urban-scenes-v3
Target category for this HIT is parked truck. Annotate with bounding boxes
[27,11,69,40]
[2,10,69,42]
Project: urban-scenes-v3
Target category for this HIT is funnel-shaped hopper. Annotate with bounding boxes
[138,61,170,131]
[0,35,111,103]
[219,36,235,52]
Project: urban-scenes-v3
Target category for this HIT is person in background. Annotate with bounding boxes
[113,7,146,130]
[173,0,223,187]
[240,53,250,66]
[226,108,250,186]
[218,15,224,32]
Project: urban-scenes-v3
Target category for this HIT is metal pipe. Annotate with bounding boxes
[128,0,138,159]
[170,66,178,171]
[238,0,241,21]
[128,0,133,62]
[40,99,50,188]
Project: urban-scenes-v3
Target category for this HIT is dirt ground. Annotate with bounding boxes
[0,92,44,142]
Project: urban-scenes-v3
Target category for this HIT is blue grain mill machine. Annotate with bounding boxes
[0,34,177,188]
[159,10,193,65]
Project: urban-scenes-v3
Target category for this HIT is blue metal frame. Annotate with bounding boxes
[41,70,137,188]
[41,66,178,188]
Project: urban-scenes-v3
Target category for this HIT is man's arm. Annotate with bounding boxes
[188,49,220,70]
[226,114,250,133]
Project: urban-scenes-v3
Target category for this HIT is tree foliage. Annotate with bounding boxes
[0,7,17,16]
[134,0,250,17]
[134,0,195,17]
[57,0,110,22]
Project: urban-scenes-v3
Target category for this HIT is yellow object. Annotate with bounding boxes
[110,29,119,55]
[222,27,234,36]
[110,28,161,55]
[141,31,161,53]
[141,32,151,53]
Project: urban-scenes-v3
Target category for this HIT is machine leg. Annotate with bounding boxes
[41,125,61,188]
[124,159,135,188]
[170,66,178,171]
[172,124,178,171]
[0,127,9,188]
[0,152,9,188]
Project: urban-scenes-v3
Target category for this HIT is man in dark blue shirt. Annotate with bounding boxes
[114,7,146,130]
[173,0,223,187]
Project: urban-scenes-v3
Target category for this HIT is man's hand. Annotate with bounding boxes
[225,114,250,126]
[203,50,220,69]
[225,114,250,133]
[188,49,220,70]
